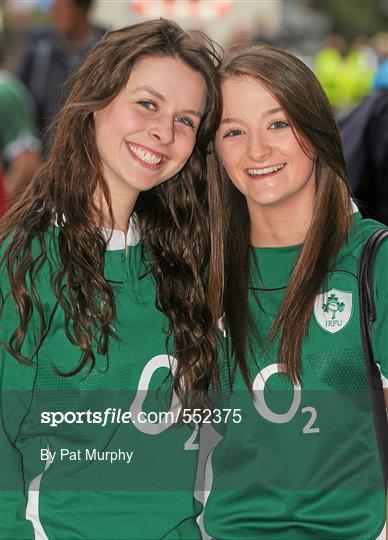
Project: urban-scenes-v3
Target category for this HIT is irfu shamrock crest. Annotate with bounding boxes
[314,289,353,334]
[322,293,345,320]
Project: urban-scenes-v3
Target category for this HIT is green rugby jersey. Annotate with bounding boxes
[204,214,388,539]
[0,224,201,539]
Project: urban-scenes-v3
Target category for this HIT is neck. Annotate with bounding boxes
[249,200,314,248]
[94,188,138,233]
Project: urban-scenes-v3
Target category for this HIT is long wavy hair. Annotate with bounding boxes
[212,43,352,386]
[0,19,223,409]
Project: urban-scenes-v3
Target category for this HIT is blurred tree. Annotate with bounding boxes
[308,0,388,39]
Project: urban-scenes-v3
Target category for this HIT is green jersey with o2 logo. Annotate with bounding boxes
[204,214,388,539]
[1,225,201,539]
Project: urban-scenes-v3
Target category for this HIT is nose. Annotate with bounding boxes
[247,132,271,162]
[148,115,175,145]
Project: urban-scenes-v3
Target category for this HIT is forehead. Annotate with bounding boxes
[126,55,207,108]
[221,75,280,113]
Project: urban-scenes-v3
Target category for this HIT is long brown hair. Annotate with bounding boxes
[213,43,352,386]
[0,19,223,408]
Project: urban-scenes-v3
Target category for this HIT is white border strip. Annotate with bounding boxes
[25,447,51,540]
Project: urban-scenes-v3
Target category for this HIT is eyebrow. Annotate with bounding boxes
[132,85,203,119]
[220,116,241,125]
[132,85,164,100]
[264,106,283,116]
[220,106,283,125]
[182,109,203,119]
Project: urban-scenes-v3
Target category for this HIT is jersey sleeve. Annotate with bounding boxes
[0,78,40,164]
[371,236,388,386]
[0,259,36,538]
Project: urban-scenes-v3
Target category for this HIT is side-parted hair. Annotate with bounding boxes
[0,19,223,409]
[214,43,352,386]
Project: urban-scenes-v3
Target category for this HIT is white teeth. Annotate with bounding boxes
[247,163,285,176]
[128,144,162,165]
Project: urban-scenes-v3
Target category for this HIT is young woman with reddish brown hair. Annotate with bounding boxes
[0,19,223,539]
[204,43,388,540]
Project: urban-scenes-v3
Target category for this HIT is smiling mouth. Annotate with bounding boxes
[247,163,286,176]
[127,143,164,166]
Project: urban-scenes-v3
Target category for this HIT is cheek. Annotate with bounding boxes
[128,107,148,128]
[94,107,115,140]
[175,132,197,163]
[96,102,136,139]
[94,109,124,162]
[294,148,314,175]
[94,117,106,155]
[288,135,315,169]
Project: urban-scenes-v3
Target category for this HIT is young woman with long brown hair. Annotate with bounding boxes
[0,19,223,539]
[204,44,388,539]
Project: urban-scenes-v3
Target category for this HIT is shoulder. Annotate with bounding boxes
[91,25,107,40]
[370,230,388,301]
[334,215,388,305]
[335,214,388,268]
[0,227,63,363]
[367,90,388,130]
[25,26,55,43]
[20,27,55,56]
[1,226,62,294]
[373,89,388,108]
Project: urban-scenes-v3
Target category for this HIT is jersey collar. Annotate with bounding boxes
[53,215,140,251]
[103,217,140,250]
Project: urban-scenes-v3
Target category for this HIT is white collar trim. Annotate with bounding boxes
[53,215,140,250]
[351,199,359,214]
[103,217,140,250]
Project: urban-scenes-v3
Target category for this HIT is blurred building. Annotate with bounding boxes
[91,0,283,45]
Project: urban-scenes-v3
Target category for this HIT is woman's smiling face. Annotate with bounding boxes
[216,75,316,215]
[94,54,206,204]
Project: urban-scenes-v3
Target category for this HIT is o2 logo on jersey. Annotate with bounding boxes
[313,288,353,334]
[130,355,200,450]
[253,363,320,434]
[130,355,180,435]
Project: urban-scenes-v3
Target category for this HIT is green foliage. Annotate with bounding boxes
[309,0,388,39]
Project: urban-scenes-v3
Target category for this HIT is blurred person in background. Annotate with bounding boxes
[18,0,106,152]
[345,36,376,104]
[348,36,379,72]
[314,34,345,108]
[314,34,376,111]
[373,32,388,65]
[340,57,388,225]
[0,50,41,201]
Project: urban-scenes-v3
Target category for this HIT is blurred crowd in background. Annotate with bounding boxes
[1,0,388,223]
